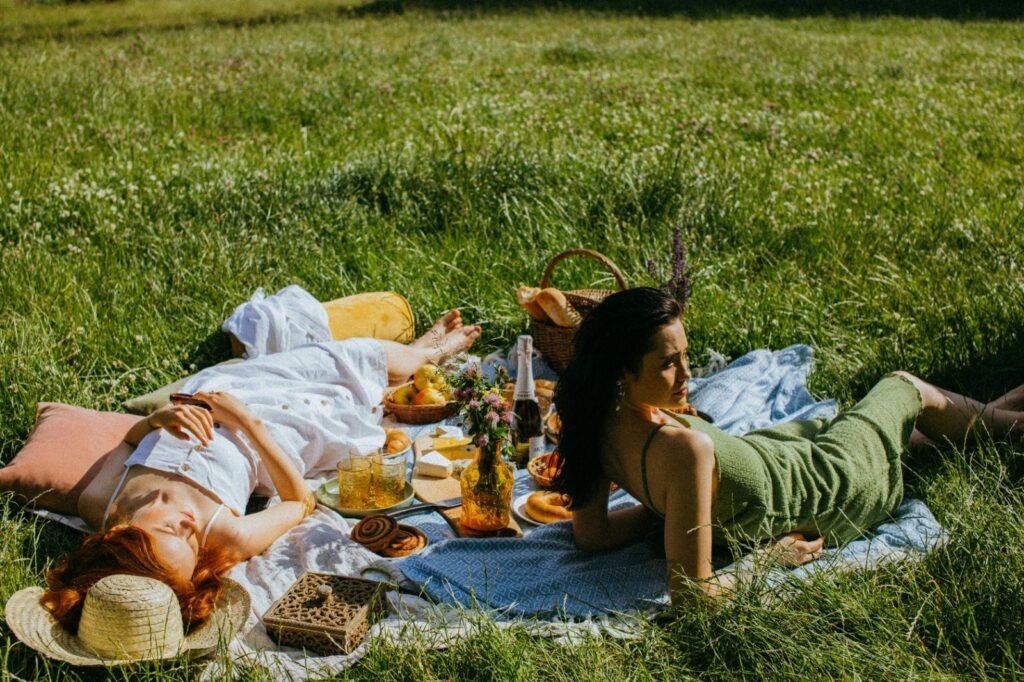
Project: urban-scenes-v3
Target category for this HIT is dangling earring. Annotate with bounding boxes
[614,380,626,412]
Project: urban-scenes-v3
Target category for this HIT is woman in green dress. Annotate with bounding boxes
[553,287,1024,601]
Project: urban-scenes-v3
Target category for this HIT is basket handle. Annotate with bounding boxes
[539,249,628,291]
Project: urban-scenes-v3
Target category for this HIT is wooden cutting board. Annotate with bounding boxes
[412,435,522,538]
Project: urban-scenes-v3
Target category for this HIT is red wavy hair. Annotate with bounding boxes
[40,525,239,634]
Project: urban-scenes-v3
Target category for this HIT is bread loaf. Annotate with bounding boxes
[516,286,549,322]
[525,491,572,523]
[534,288,580,327]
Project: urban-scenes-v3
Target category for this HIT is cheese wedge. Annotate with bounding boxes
[413,450,454,478]
[434,443,480,461]
[430,437,472,450]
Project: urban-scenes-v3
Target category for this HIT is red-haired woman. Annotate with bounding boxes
[42,312,480,632]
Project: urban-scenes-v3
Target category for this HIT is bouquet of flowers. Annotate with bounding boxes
[446,364,516,531]
[448,364,514,455]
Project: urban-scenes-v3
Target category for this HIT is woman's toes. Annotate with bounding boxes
[448,324,481,353]
[444,309,462,331]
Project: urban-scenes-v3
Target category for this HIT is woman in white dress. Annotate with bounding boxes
[41,312,480,634]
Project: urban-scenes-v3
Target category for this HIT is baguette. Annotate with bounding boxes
[516,286,549,322]
[534,288,581,327]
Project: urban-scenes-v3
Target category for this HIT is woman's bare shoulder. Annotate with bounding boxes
[203,506,243,546]
[77,442,136,529]
[651,424,714,464]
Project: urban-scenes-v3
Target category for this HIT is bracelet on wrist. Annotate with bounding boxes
[302,491,317,518]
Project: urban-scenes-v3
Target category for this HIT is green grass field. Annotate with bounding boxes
[2,0,1023,678]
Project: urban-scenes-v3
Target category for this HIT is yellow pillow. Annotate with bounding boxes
[322,291,415,344]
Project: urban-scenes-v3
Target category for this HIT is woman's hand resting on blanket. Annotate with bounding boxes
[191,391,255,432]
[147,403,215,446]
[766,532,825,567]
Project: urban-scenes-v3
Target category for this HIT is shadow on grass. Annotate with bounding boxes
[845,325,1024,406]
[186,329,236,373]
[5,0,1020,45]
[389,0,1023,20]
[0,1,404,45]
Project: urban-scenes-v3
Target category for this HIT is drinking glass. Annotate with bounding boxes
[337,453,373,509]
[371,449,408,508]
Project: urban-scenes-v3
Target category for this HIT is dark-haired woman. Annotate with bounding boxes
[553,288,1024,601]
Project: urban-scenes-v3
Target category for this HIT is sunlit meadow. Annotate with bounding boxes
[1,0,1023,678]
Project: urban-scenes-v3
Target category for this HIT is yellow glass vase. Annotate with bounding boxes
[460,440,514,532]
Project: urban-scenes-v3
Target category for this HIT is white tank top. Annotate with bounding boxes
[117,426,258,517]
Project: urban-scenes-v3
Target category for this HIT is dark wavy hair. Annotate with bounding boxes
[553,287,683,508]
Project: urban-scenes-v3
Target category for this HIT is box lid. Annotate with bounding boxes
[263,572,386,635]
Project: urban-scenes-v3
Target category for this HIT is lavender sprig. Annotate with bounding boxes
[646,258,659,280]
[655,225,691,310]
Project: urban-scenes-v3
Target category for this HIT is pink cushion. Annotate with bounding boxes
[0,403,140,514]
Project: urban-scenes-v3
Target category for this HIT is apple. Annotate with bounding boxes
[413,363,446,392]
[413,387,448,406]
[391,384,417,405]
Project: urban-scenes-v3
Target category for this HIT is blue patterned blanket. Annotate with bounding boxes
[398,345,947,617]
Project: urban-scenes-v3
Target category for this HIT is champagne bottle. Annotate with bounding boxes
[512,335,544,468]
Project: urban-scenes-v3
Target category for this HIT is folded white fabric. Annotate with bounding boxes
[222,285,331,358]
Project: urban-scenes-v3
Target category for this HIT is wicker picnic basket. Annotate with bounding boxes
[384,382,457,424]
[530,249,628,373]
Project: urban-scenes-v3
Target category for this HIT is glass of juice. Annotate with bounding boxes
[337,453,373,509]
[371,449,408,508]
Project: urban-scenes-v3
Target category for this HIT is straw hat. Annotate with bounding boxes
[5,574,250,666]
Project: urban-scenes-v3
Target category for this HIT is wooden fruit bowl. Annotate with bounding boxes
[527,452,562,489]
[384,383,456,424]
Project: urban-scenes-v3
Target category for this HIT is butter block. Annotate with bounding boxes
[414,450,454,478]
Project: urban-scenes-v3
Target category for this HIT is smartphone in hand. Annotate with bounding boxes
[170,392,213,412]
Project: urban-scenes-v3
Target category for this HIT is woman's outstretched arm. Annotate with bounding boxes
[661,433,718,600]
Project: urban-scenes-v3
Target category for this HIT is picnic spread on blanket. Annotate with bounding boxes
[3,263,949,677]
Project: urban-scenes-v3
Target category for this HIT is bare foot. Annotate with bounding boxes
[443,324,481,358]
[987,384,1024,412]
[411,310,462,350]
[428,323,482,364]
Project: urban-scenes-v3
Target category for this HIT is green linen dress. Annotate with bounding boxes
[640,374,923,546]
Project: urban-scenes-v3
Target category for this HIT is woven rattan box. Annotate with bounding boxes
[263,572,387,655]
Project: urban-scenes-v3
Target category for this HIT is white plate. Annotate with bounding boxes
[511,492,540,526]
